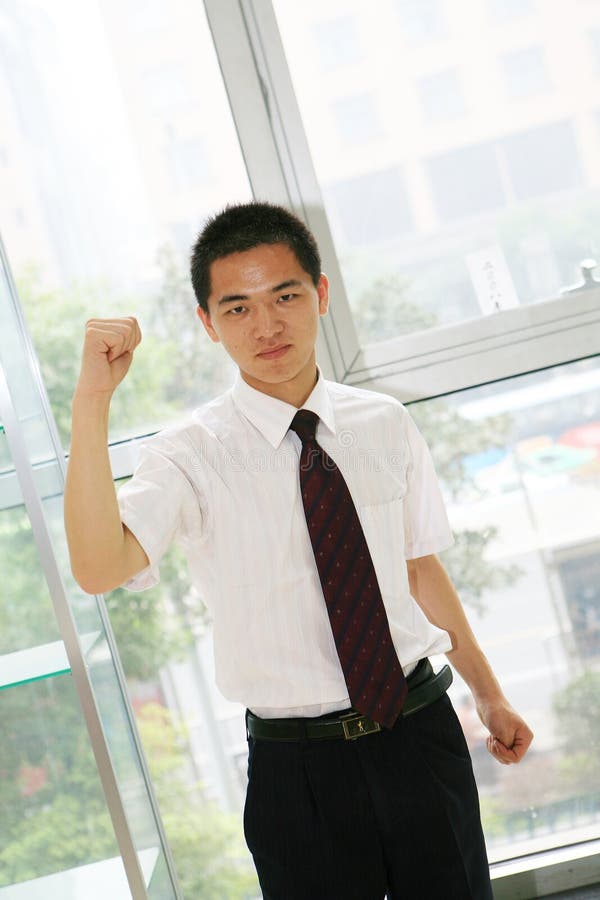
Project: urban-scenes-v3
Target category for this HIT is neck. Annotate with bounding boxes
[240,361,319,408]
[293,366,319,408]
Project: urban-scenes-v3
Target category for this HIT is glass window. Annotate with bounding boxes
[312,16,362,68]
[331,93,383,144]
[426,143,505,221]
[0,0,251,448]
[409,355,600,860]
[488,0,534,21]
[500,120,583,200]
[590,27,600,70]
[325,166,414,246]
[1,219,182,897]
[141,64,191,113]
[395,0,447,42]
[126,0,169,33]
[273,0,600,341]
[554,543,600,660]
[417,68,466,122]
[0,434,59,657]
[0,675,121,889]
[166,135,210,191]
[501,46,551,98]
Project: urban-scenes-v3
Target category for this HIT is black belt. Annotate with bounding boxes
[246,659,453,742]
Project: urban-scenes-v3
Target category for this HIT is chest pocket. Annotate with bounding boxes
[341,448,409,509]
[347,465,409,596]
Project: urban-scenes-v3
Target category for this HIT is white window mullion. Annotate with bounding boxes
[204,0,361,381]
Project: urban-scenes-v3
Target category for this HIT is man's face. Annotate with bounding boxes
[197,242,329,406]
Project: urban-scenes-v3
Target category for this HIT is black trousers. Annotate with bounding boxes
[244,694,493,900]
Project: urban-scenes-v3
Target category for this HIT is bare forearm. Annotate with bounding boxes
[407,554,503,705]
[408,553,533,763]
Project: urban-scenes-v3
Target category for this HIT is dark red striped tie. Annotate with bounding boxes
[291,409,408,728]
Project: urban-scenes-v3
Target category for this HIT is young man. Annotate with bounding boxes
[65,201,533,899]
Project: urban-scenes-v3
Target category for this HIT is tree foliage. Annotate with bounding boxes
[0,676,118,884]
[349,274,438,342]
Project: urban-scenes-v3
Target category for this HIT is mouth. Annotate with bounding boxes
[256,344,291,360]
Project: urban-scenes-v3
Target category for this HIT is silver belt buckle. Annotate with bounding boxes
[340,712,381,740]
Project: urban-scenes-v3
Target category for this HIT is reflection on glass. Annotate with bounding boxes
[274,0,600,342]
[409,355,600,861]
[0,0,249,445]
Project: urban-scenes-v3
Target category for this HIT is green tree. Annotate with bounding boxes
[349,274,437,342]
[0,675,118,884]
[0,506,59,655]
[17,249,228,448]
[148,245,234,410]
[17,265,173,445]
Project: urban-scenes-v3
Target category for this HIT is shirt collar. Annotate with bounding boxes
[231,366,337,449]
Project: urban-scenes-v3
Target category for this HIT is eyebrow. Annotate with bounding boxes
[217,279,303,306]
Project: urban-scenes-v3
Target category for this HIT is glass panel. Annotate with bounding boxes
[0,634,99,690]
[0,675,121,890]
[0,850,158,900]
[409,355,600,861]
[0,425,60,656]
[273,0,600,342]
[1,243,176,895]
[0,0,250,446]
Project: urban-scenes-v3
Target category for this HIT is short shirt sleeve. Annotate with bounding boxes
[117,438,204,591]
[402,410,454,559]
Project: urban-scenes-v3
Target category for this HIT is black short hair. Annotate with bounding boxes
[190,201,322,312]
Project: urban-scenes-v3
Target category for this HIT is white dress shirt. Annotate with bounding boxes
[117,371,454,717]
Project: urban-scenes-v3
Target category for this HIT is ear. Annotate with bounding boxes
[317,273,329,316]
[196,305,220,343]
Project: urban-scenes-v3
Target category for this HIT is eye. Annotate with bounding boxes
[278,293,296,303]
[226,305,246,316]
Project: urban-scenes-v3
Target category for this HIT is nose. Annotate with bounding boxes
[253,302,283,339]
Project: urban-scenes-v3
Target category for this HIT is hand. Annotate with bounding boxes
[75,317,142,397]
[477,699,534,765]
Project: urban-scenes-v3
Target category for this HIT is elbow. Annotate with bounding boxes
[70,564,122,596]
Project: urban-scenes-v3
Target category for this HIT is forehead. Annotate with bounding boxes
[208,243,308,293]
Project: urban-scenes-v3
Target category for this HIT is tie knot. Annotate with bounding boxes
[290,409,319,444]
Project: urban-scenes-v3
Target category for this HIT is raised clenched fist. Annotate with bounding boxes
[75,317,142,397]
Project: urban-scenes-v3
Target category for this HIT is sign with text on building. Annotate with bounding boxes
[466,244,520,314]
